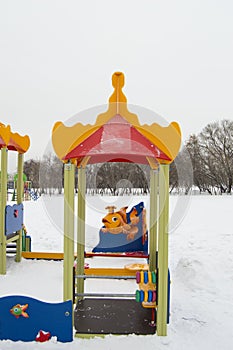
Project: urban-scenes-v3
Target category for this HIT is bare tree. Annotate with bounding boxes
[185,135,210,193]
[24,159,40,189]
[198,120,233,193]
[95,162,149,195]
[184,120,233,194]
[39,153,63,194]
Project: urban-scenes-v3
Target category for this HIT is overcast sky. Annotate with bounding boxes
[1,0,233,172]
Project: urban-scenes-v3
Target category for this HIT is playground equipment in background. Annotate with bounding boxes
[0,122,30,275]
[52,71,182,337]
[6,223,31,255]
[0,124,71,343]
[12,174,39,201]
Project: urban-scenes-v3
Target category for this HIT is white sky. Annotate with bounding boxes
[0,0,233,172]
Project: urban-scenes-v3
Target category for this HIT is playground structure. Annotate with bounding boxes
[0,72,181,342]
[12,173,30,201]
[12,173,38,201]
[52,72,181,336]
[0,123,30,275]
[0,124,72,343]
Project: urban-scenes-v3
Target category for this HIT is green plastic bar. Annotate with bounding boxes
[15,153,23,262]
[25,236,31,251]
[149,168,159,271]
[0,148,8,274]
[76,166,86,301]
[157,164,169,336]
[63,162,75,301]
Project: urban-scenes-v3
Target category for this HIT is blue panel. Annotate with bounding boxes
[5,204,24,236]
[92,231,148,253]
[0,295,73,342]
[167,269,171,324]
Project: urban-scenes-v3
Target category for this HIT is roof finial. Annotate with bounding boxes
[109,72,127,103]
[105,205,117,213]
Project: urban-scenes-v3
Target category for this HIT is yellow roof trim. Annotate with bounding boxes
[52,121,100,160]
[0,123,11,145]
[135,121,181,161]
[52,72,182,163]
[0,122,30,153]
[109,71,127,103]
[10,131,30,153]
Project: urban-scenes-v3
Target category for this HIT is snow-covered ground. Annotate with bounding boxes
[1,194,233,349]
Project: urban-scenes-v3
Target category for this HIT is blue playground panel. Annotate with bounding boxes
[5,203,24,236]
[0,295,73,342]
[167,269,171,324]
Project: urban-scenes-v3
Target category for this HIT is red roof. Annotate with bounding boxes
[64,115,171,164]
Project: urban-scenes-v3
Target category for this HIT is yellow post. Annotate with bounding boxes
[15,153,24,262]
[76,166,86,300]
[0,147,8,274]
[149,168,159,271]
[157,164,169,336]
[63,162,75,301]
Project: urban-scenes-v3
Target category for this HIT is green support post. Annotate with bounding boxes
[63,162,75,302]
[0,147,8,274]
[15,153,24,262]
[149,168,159,271]
[157,164,169,336]
[76,166,86,301]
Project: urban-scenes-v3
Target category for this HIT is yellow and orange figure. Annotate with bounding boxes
[101,205,139,240]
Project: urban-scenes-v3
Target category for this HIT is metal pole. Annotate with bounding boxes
[75,293,135,298]
[63,161,75,301]
[75,275,136,280]
[157,164,169,336]
[0,147,7,274]
[15,153,23,262]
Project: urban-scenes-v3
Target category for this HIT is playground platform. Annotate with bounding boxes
[74,298,156,336]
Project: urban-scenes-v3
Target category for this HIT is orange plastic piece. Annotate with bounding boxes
[124,263,149,271]
[0,123,30,153]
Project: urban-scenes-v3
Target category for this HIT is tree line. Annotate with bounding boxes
[23,157,150,195]
[171,119,233,195]
[22,119,233,195]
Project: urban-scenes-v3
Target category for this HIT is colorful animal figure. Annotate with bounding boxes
[101,205,139,240]
[102,206,127,229]
[10,304,29,318]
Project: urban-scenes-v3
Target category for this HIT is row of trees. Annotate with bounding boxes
[23,157,150,195]
[23,156,63,195]
[181,119,233,194]
[22,119,233,195]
